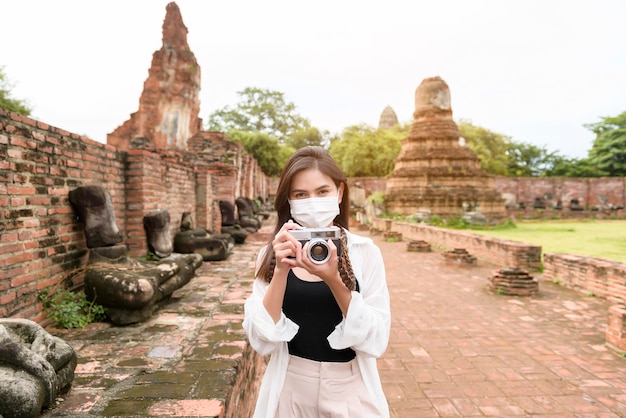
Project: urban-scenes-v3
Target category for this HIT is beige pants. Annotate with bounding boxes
[277,355,381,418]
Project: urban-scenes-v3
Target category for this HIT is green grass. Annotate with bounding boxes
[469,220,626,263]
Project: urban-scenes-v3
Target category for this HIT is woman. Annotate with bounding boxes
[243,146,391,418]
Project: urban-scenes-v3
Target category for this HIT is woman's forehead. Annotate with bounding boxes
[291,168,335,189]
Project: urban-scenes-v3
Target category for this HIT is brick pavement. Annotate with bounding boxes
[375,235,626,417]
[40,227,626,417]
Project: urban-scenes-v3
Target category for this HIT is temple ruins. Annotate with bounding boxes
[107,2,202,151]
[384,76,506,221]
[378,105,399,130]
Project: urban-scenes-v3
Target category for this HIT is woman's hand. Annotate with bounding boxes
[272,220,302,269]
[292,238,341,284]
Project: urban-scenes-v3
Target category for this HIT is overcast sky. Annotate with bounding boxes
[3,0,625,158]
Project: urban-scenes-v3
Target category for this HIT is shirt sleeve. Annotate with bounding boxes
[243,247,299,357]
[327,241,391,358]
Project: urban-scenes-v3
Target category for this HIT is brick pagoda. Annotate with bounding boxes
[384,76,505,220]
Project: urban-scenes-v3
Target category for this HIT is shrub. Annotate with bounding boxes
[40,288,107,329]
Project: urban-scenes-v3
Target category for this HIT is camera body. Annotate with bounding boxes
[288,226,342,264]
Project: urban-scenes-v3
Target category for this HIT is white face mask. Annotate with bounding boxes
[289,196,340,228]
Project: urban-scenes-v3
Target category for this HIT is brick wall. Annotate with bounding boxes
[494,177,626,210]
[542,254,626,304]
[542,253,626,353]
[370,218,542,270]
[1,110,127,321]
[1,110,269,321]
[370,216,626,352]
[348,176,626,216]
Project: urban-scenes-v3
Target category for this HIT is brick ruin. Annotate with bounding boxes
[108,2,202,152]
[3,1,626,374]
[0,2,268,321]
[378,105,399,130]
[384,76,506,220]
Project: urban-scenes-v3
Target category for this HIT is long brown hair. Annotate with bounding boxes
[257,146,355,289]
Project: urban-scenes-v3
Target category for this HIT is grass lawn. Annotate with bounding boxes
[469,220,626,263]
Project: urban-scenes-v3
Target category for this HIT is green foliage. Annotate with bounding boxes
[427,215,444,227]
[137,251,162,262]
[587,111,626,176]
[471,220,626,263]
[457,120,510,175]
[442,217,471,229]
[39,287,107,329]
[284,126,328,150]
[227,130,292,176]
[367,191,385,205]
[0,66,32,115]
[455,119,610,178]
[543,155,607,177]
[506,141,556,177]
[206,87,311,144]
[329,123,407,177]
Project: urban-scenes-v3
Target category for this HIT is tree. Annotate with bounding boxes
[329,123,407,177]
[457,120,510,176]
[207,87,311,143]
[506,142,554,177]
[226,130,292,176]
[543,156,607,177]
[284,126,327,150]
[0,66,32,115]
[586,111,626,176]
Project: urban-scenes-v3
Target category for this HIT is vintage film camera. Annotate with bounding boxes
[288,226,342,264]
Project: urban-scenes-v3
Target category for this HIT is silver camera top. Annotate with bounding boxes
[288,226,341,241]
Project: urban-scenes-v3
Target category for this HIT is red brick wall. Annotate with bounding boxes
[1,110,269,321]
[1,110,127,321]
[606,305,626,352]
[348,176,626,214]
[542,254,626,305]
[542,253,626,353]
[494,177,626,209]
[371,218,542,270]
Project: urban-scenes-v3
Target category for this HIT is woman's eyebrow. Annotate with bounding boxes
[291,184,332,194]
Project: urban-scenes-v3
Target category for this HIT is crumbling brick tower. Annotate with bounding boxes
[384,76,505,220]
[107,2,202,152]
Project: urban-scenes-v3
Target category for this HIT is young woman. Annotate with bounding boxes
[243,146,391,418]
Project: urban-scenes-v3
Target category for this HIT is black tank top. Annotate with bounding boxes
[282,269,356,362]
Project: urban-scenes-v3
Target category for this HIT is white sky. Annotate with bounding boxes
[2,0,625,159]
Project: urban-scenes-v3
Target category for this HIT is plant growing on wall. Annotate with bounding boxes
[39,288,107,329]
[38,268,107,329]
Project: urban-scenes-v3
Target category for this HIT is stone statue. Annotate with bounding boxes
[143,209,174,258]
[69,186,203,325]
[219,200,249,244]
[173,212,234,261]
[68,185,123,248]
[0,318,77,418]
[84,252,202,325]
[235,197,262,232]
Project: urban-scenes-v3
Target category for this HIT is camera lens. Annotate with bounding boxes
[307,239,330,264]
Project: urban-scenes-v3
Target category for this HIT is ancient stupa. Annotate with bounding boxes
[378,105,399,130]
[384,76,505,220]
[107,2,202,152]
